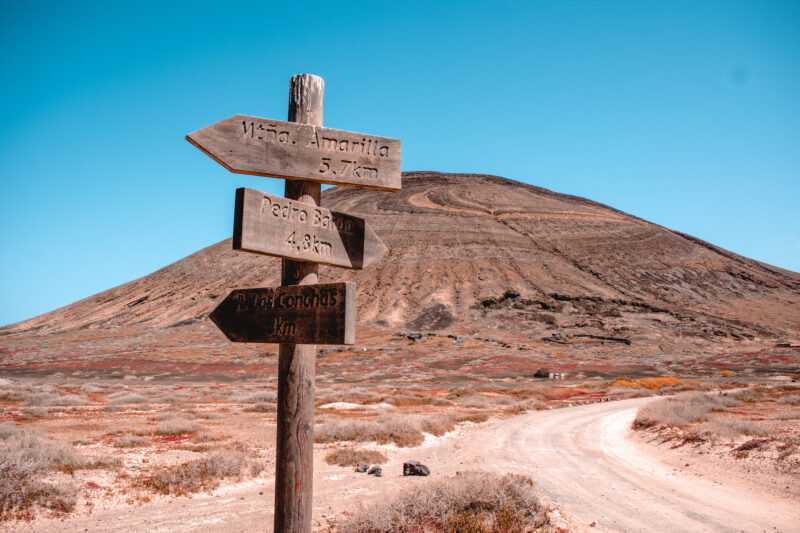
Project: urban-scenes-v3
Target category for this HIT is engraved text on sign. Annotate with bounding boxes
[233,188,387,269]
[186,115,401,191]
[209,282,356,345]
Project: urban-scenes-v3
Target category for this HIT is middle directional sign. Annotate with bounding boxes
[233,188,387,269]
[187,115,401,191]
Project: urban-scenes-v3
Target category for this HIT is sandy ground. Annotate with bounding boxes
[9,397,799,533]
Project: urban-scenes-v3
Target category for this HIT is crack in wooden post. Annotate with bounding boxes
[273,73,324,533]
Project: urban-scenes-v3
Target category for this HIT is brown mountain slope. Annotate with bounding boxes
[2,172,798,378]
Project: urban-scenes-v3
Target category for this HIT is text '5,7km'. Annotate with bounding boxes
[186,115,401,191]
[209,282,356,345]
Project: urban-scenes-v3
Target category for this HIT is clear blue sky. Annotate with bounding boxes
[1,0,798,326]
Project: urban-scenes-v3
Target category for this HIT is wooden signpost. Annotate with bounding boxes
[234,187,387,269]
[188,73,400,533]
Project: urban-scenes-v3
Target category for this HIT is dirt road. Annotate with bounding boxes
[12,397,799,532]
[485,397,799,532]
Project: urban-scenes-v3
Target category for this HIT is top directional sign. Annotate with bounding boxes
[187,115,401,191]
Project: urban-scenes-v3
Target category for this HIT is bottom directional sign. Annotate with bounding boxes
[209,282,356,345]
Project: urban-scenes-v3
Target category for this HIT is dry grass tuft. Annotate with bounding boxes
[0,423,117,520]
[108,392,147,405]
[155,417,199,435]
[457,412,490,424]
[459,394,513,409]
[324,448,388,467]
[230,391,276,403]
[0,462,77,521]
[336,472,549,533]
[114,435,149,448]
[696,418,768,440]
[21,407,50,419]
[136,451,263,496]
[420,414,457,436]
[634,392,739,429]
[316,413,460,447]
[0,388,22,402]
[24,392,88,407]
[80,383,104,394]
[316,415,423,447]
[243,402,273,413]
[778,394,800,405]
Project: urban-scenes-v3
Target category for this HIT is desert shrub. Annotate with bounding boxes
[316,388,382,406]
[633,392,738,429]
[155,417,199,435]
[324,448,388,467]
[778,395,800,405]
[514,399,545,412]
[24,392,87,407]
[0,462,77,520]
[430,397,454,407]
[696,419,768,440]
[0,425,83,473]
[711,394,741,409]
[774,410,800,421]
[114,435,149,448]
[316,413,465,447]
[457,412,490,424]
[459,395,513,409]
[136,451,262,496]
[196,411,225,420]
[109,392,147,405]
[420,414,457,436]
[384,393,440,407]
[243,402,272,413]
[192,432,228,443]
[153,410,177,421]
[336,472,548,533]
[612,377,682,390]
[230,391,276,403]
[0,424,120,520]
[734,438,771,456]
[0,388,22,402]
[369,416,424,447]
[316,415,424,447]
[731,387,770,403]
[21,407,50,419]
[0,423,20,440]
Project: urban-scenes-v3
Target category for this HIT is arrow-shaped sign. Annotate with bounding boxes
[187,115,401,191]
[209,282,356,345]
[233,188,386,269]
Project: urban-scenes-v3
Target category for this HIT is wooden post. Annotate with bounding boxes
[273,74,324,533]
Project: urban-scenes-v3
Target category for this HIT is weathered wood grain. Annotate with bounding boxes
[186,115,401,191]
[274,73,325,533]
[233,187,387,269]
[208,282,356,345]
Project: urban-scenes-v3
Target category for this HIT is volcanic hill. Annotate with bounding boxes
[2,172,799,381]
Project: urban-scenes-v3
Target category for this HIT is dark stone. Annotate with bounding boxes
[503,290,520,300]
[403,461,430,476]
[355,463,369,473]
[533,368,550,379]
[406,303,455,331]
[367,466,382,477]
[480,297,498,308]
